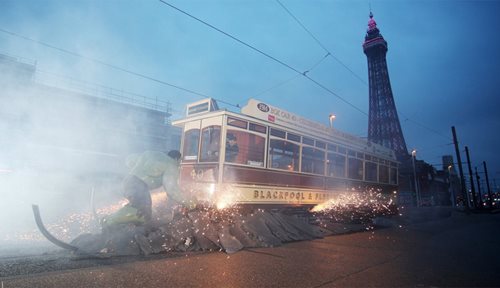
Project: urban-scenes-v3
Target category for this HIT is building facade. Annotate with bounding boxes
[0,53,179,186]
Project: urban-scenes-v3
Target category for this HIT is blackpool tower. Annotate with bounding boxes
[363,12,408,158]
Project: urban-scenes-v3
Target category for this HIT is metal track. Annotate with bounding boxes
[32,204,79,252]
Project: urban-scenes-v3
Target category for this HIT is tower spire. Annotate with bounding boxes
[363,13,408,159]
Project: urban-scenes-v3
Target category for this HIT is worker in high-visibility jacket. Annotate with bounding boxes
[101,174,152,229]
[103,150,195,229]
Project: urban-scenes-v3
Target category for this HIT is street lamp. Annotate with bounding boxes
[329,114,336,128]
[412,149,420,207]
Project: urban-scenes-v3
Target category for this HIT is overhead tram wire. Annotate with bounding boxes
[253,74,301,98]
[157,0,302,75]
[275,0,368,86]
[402,116,452,142]
[302,52,331,76]
[413,142,454,153]
[0,27,210,99]
[253,52,329,98]
[157,0,368,116]
[275,1,453,142]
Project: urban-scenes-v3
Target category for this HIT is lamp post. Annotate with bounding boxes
[448,165,456,207]
[412,149,420,207]
[475,167,484,209]
[483,161,493,208]
[329,114,336,128]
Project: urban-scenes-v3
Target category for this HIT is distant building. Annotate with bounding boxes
[442,155,457,175]
[0,53,180,185]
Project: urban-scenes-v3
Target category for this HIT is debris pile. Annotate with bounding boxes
[35,191,398,257]
[70,208,327,256]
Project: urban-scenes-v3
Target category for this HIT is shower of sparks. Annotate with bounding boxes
[3,200,127,243]
[186,183,243,211]
[312,189,398,224]
[215,185,242,210]
[6,190,180,243]
[3,184,401,252]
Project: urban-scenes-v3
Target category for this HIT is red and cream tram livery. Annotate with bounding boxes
[173,98,398,207]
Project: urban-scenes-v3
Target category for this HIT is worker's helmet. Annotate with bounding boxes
[167,150,182,161]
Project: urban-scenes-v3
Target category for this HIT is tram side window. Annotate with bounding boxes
[348,158,363,180]
[390,167,398,185]
[327,153,345,177]
[379,165,389,183]
[249,123,267,134]
[182,129,200,161]
[200,125,221,162]
[225,130,265,166]
[269,139,299,172]
[301,147,325,175]
[365,161,378,182]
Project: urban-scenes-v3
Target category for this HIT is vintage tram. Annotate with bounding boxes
[172,98,398,208]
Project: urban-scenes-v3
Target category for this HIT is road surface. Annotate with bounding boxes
[1,209,499,287]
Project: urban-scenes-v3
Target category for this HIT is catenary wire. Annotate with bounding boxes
[0,28,245,109]
[157,0,368,116]
[275,0,368,86]
[253,74,301,98]
[0,27,210,99]
[252,52,329,98]
[158,0,302,75]
[275,1,452,142]
[158,0,452,143]
[0,5,456,143]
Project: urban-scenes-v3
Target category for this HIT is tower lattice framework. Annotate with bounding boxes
[363,12,408,158]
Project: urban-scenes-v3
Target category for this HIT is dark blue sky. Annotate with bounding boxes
[1,0,499,184]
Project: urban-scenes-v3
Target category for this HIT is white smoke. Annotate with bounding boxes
[0,57,170,256]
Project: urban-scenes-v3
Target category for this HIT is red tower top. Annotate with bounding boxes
[367,12,377,31]
[363,12,387,54]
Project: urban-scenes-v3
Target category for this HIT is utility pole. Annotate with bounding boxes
[412,149,420,207]
[483,161,493,208]
[451,126,469,211]
[465,146,476,208]
[475,167,483,209]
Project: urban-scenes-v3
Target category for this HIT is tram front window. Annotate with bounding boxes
[200,125,221,162]
[183,129,200,161]
[269,139,299,172]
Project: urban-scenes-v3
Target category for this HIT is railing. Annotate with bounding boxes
[1,51,172,119]
[0,52,37,66]
[34,69,172,116]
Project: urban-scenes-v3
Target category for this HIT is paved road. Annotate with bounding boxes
[1,210,499,287]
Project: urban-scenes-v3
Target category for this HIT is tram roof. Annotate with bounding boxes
[173,98,397,161]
